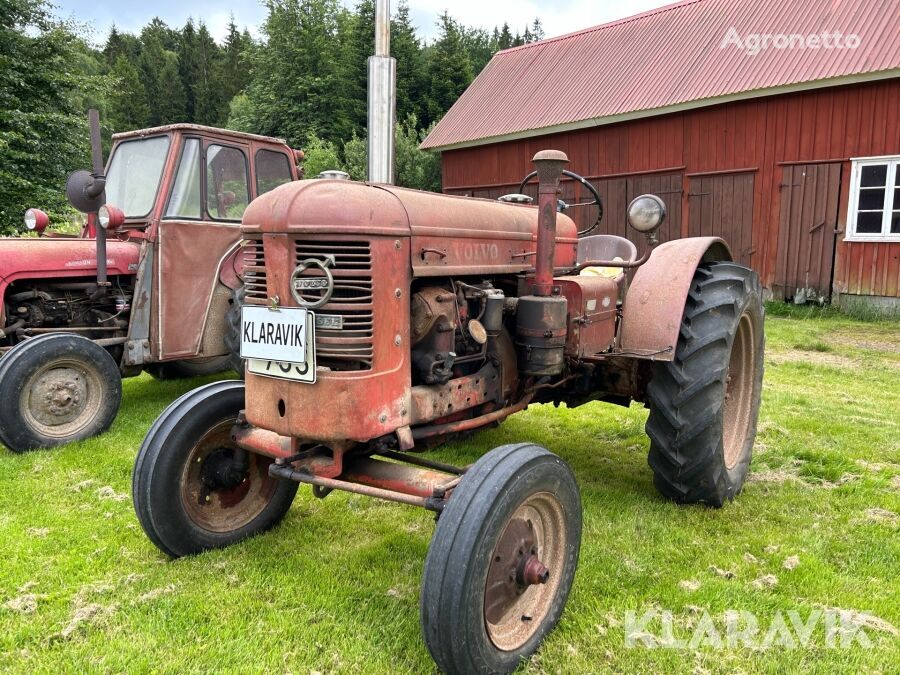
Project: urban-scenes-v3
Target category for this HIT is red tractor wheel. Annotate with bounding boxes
[420,443,582,674]
[132,380,297,557]
[646,261,765,506]
[0,334,122,452]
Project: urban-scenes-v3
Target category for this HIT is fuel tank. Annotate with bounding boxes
[241,179,579,276]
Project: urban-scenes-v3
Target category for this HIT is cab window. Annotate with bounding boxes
[165,138,202,219]
[256,149,293,195]
[207,145,250,220]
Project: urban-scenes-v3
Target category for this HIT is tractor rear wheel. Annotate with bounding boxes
[145,355,232,380]
[0,334,122,452]
[132,380,297,557]
[421,443,582,674]
[646,261,764,507]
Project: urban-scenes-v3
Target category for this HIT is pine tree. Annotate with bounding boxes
[220,15,252,104]
[341,0,375,136]
[425,12,472,125]
[108,55,150,131]
[192,22,224,124]
[498,22,513,49]
[391,0,425,123]
[530,18,545,42]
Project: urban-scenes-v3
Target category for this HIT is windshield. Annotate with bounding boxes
[104,136,171,218]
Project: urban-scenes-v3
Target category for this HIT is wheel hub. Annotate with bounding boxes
[27,366,93,429]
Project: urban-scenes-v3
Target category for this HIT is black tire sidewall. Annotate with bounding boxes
[134,382,296,557]
[422,444,582,674]
[0,334,122,452]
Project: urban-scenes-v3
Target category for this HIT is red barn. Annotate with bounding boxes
[421,0,900,314]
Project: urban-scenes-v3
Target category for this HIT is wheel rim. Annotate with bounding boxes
[180,420,279,533]
[484,491,567,652]
[20,358,104,439]
[723,311,756,469]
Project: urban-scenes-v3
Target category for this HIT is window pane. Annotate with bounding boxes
[105,136,170,217]
[860,164,887,187]
[891,212,900,234]
[894,187,900,210]
[256,150,293,195]
[858,188,885,211]
[207,145,249,220]
[856,211,883,234]
[165,139,201,218]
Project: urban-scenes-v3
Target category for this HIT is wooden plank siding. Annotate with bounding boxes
[440,79,900,299]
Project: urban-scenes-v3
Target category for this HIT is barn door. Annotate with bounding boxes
[687,172,755,266]
[774,163,842,302]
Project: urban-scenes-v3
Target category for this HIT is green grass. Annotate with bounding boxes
[1,313,898,673]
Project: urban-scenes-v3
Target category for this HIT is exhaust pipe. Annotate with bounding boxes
[367,0,396,184]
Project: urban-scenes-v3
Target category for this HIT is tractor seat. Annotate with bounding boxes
[577,235,638,265]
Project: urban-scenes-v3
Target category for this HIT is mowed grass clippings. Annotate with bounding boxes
[0,311,898,673]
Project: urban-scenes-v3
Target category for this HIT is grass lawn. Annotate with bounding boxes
[1,309,898,673]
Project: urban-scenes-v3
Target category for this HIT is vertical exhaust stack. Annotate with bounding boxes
[367,0,396,184]
[515,150,569,376]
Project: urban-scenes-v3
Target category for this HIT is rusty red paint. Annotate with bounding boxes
[619,236,732,360]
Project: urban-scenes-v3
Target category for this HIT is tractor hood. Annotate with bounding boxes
[0,237,140,285]
[241,179,579,275]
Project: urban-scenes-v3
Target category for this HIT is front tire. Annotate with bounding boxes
[0,334,122,452]
[421,443,582,674]
[132,380,297,557]
[646,261,764,507]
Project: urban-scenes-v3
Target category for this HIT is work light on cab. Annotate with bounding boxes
[98,204,125,231]
[627,194,666,235]
[23,208,49,235]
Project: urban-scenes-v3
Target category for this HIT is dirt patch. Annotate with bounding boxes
[26,527,49,538]
[97,486,128,502]
[816,606,900,637]
[678,580,700,592]
[891,476,900,491]
[708,565,735,579]
[767,350,859,369]
[782,555,800,570]
[743,552,760,564]
[71,479,96,492]
[4,594,40,614]
[748,468,801,484]
[862,508,898,524]
[59,603,116,639]
[138,585,177,603]
[751,574,778,589]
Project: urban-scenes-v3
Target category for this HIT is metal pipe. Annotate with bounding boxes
[367,0,395,184]
[531,151,569,296]
[411,394,534,441]
[269,463,440,511]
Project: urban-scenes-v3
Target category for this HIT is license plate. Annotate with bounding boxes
[241,306,316,383]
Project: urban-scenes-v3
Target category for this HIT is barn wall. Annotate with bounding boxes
[440,79,900,300]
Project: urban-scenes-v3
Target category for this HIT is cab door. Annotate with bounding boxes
[154,137,252,360]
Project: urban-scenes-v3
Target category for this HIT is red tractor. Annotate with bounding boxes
[133,151,764,673]
[0,111,302,452]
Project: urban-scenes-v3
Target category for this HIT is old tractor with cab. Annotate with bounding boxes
[0,111,302,452]
[133,150,764,673]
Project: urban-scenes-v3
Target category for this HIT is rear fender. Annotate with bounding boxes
[619,237,731,361]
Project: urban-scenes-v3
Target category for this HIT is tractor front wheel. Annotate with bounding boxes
[421,443,582,674]
[132,380,297,557]
[0,334,122,452]
[646,261,764,507]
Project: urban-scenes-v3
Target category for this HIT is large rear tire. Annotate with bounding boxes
[0,334,122,452]
[132,380,297,557]
[421,443,582,674]
[646,261,764,507]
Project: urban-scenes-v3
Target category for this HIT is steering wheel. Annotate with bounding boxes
[516,169,603,236]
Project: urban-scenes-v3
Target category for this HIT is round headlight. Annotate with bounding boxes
[24,208,49,234]
[627,194,666,233]
[97,204,124,231]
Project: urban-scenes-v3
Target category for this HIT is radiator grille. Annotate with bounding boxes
[242,238,267,302]
[295,240,374,370]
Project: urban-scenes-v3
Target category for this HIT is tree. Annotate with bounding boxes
[0,0,96,233]
[391,1,425,123]
[425,12,472,125]
[107,56,150,131]
[220,15,253,104]
[341,0,375,136]
[530,18,545,42]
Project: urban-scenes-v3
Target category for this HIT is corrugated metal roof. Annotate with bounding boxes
[421,0,900,150]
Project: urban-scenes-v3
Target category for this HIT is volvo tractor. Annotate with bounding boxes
[0,111,302,452]
[133,150,764,673]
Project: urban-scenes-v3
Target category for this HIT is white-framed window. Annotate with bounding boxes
[846,156,900,242]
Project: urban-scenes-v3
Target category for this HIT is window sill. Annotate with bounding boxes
[843,235,900,243]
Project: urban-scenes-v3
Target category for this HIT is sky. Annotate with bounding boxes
[52,0,675,45]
